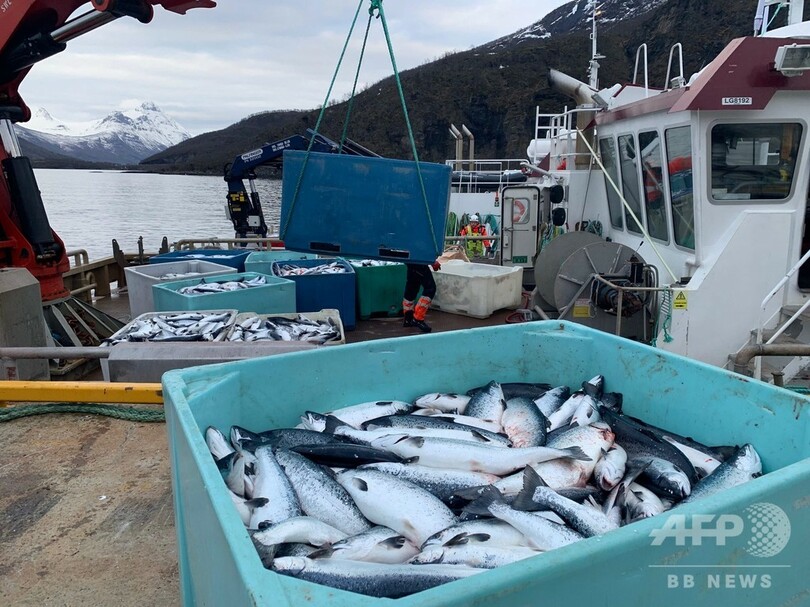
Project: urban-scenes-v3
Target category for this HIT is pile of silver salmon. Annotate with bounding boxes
[158,271,203,280]
[274,261,349,276]
[205,377,762,598]
[177,275,266,295]
[347,259,403,268]
[226,314,342,343]
[103,311,234,344]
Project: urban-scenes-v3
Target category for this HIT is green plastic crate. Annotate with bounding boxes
[348,261,407,319]
[163,321,810,607]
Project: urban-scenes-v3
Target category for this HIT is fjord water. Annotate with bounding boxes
[34,168,283,262]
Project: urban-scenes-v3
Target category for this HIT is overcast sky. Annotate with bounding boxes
[17,1,568,135]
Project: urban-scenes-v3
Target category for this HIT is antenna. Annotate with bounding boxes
[588,1,606,90]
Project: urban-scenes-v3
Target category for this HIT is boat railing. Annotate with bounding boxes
[534,107,595,168]
[172,237,285,250]
[633,43,650,97]
[665,43,686,90]
[66,248,90,268]
[447,158,527,193]
[63,253,132,301]
[753,247,810,380]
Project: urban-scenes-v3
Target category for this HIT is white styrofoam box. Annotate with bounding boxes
[100,309,238,381]
[432,260,523,319]
[125,260,234,317]
[226,309,345,345]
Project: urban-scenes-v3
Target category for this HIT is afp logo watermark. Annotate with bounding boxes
[649,502,791,557]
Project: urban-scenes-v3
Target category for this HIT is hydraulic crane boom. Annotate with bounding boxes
[0,0,215,301]
[224,130,379,239]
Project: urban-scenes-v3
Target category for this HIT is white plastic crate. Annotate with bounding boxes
[100,309,238,381]
[125,260,234,317]
[432,260,522,318]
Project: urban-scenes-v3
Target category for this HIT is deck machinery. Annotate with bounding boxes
[0,0,215,377]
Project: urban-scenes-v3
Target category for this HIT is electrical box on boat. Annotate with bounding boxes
[280,151,451,264]
[0,268,49,380]
[162,321,810,607]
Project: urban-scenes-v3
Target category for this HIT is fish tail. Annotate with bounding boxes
[561,446,591,462]
[463,485,505,515]
[511,466,547,512]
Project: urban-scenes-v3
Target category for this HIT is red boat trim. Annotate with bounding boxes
[671,36,810,112]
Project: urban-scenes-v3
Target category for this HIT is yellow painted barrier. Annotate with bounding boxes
[0,381,163,404]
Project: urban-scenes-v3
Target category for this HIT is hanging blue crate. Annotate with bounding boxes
[280,151,450,264]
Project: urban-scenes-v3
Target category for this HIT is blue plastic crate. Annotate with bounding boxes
[244,250,320,275]
[270,258,356,330]
[149,249,252,272]
[152,272,295,314]
[280,151,450,264]
[163,321,810,607]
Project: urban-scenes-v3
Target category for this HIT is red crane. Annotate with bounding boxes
[0,1,215,301]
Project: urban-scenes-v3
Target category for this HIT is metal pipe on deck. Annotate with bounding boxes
[547,69,600,169]
[449,124,463,170]
[462,124,475,165]
[732,344,810,375]
[0,347,108,359]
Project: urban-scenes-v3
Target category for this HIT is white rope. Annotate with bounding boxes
[576,129,680,284]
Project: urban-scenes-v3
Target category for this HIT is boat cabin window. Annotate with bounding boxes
[639,130,669,243]
[665,126,694,250]
[618,134,644,234]
[599,137,624,229]
[710,123,802,202]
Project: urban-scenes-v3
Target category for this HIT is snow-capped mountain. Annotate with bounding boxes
[485,0,671,48]
[15,102,191,165]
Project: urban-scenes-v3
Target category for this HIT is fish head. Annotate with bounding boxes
[369,433,413,451]
[590,421,616,444]
[669,469,692,499]
[300,411,327,432]
[737,444,763,477]
[273,556,308,575]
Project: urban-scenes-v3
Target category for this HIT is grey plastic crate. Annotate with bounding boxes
[125,260,234,317]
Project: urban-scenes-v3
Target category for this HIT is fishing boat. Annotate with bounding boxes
[1,1,810,605]
[445,0,810,385]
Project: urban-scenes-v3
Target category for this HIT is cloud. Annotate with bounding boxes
[17,1,567,135]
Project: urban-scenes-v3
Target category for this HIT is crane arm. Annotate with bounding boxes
[0,0,215,301]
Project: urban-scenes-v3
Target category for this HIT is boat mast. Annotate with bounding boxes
[754,0,805,35]
[588,1,605,89]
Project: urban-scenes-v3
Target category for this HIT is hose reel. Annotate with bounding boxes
[533,232,656,339]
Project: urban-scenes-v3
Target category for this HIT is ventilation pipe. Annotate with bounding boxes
[449,124,463,170]
[461,124,475,166]
[547,68,600,169]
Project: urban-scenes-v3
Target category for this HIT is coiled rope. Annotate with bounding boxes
[0,403,164,423]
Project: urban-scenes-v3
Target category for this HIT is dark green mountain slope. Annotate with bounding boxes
[141,0,786,175]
